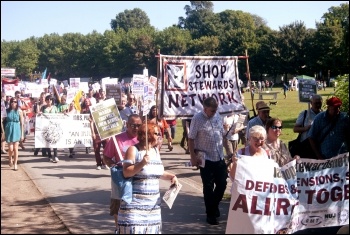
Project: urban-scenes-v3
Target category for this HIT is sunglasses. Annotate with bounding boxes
[271,125,283,130]
[11,100,17,103]
[130,124,141,129]
[154,132,162,136]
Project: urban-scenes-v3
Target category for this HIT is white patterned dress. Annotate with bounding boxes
[118,147,164,234]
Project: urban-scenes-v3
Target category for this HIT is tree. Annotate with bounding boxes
[8,39,39,77]
[154,26,192,55]
[177,1,219,39]
[111,8,151,32]
[273,21,311,76]
[314,3,349,76]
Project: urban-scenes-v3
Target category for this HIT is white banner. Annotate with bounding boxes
[226,153,349,234]
[160,55,245,119]
[34,113,92,148]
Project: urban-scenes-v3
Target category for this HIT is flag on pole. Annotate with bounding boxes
[41,68,47,80]
[39,67,47,84]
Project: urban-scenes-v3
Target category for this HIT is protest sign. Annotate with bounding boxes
[105,83,122,104]
[70,77,80,90]
[24,82,44,98]
[89,98,123,140]
[298,79,317,103]
[34,113,92,148]
[159,55,245,119]
[226,153,349,234]
[131,74,147,97]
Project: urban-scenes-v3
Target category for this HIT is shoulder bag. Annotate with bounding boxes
[110,159,133,204]
[288,110,307,157]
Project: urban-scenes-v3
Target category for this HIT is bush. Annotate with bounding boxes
[334,74,349,113]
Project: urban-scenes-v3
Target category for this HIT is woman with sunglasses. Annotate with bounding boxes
[3,97,24,171]
[264,117,293,167]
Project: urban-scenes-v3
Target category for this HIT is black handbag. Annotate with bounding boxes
[289,110,307,157]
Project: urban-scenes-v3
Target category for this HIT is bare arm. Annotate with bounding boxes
[160,171,179,186]
[19,110,24,140]
[229,157,238,181]
[122,146,149,178]
[293,124,311,134]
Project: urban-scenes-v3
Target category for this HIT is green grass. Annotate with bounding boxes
[171,87,336,147]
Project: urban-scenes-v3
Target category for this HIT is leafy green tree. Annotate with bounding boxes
[188,36,220,56]
[1,41,18,68]
[314,3,349,77]
[217,10,258,56]
[178,1,219,39]
[273,21,311,76]
[36,33,65,78]
[334,74,349,113]
[111,8,151,32]
[115,27,157,77]
[154,26,192,55]
[8,39,39,77]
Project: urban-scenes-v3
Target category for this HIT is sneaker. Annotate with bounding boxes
[96,166,102,170]
[114,228,118,234]
[102,165,110,170]
[54,157,59,162]
[49,157,54,162]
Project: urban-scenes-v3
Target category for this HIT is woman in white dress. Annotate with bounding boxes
[118,123,178,234]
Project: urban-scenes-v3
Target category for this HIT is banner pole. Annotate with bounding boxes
[245,49,256,117]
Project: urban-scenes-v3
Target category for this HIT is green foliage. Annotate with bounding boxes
[0,1,348,81]
[334,74,349,113]
[110,8,151,32]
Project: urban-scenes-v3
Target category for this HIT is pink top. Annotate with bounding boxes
[103,132,139,162]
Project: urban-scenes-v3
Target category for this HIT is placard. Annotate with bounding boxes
[89,98,123,140]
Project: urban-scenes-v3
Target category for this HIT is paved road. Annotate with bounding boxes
[3,135,231,234]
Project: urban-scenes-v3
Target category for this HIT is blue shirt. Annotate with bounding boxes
[307,111,349,159]
[188,110,224,162]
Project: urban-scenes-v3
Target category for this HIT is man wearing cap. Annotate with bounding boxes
[307,96,349,159]
[245,101,271,141]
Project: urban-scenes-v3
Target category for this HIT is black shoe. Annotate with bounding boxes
[69,154,73,158]
[206,216,219,225]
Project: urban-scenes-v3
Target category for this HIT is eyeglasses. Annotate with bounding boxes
[271,125,283,130]
[130,124,141,129]
[251,136,265,142]
[154,132,162,136]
